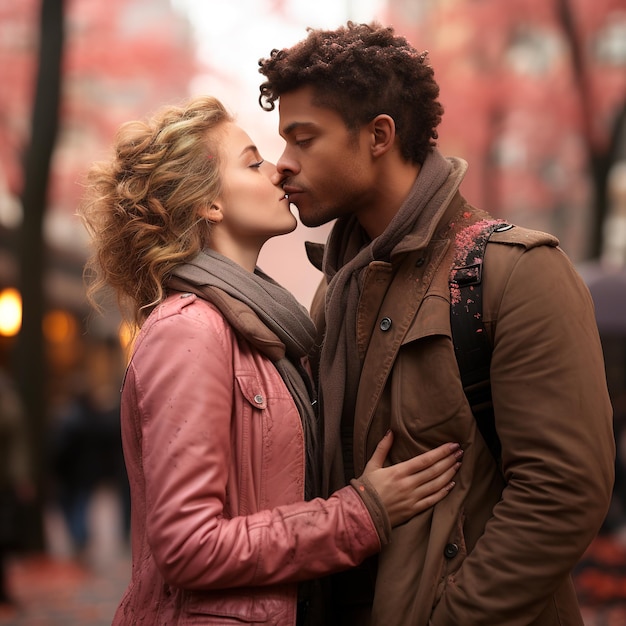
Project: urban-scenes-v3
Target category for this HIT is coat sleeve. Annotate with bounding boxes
[432,243,615,624]
[130,302,381,591]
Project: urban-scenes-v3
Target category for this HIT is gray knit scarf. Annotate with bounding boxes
[319,148,465,494]
[169,249,320,499]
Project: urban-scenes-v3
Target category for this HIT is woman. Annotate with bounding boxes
[79,95,462,625]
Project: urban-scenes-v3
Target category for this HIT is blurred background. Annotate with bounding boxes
[0,0,625,624]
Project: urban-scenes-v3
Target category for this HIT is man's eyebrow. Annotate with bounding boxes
[282,121,315,135]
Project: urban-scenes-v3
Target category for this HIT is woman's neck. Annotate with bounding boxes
[205,239,260,273]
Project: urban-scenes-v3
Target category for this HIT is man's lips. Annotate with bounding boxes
[282,184,304,199]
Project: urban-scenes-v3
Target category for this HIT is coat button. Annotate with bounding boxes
[379,317,392,331]
[444,543,459,559]
[254,394,264,404]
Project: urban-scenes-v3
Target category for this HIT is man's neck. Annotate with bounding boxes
[357,159,421,239]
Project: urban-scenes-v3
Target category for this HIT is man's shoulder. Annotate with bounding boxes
[452,204,560,250]
[488,223,559,250]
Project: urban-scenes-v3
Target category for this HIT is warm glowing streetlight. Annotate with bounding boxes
[0,287,22,337]
[43,309,78,343]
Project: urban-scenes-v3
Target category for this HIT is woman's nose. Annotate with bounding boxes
[262,160,282,187]
[270,169,284,186]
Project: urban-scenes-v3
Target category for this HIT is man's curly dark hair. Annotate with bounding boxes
[258,21,444,165]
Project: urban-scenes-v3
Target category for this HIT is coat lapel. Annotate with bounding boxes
[353,239,451,472]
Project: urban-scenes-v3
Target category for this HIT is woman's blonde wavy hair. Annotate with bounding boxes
[78,95,232,328]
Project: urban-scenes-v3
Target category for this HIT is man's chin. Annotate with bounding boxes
[295,208,330,229]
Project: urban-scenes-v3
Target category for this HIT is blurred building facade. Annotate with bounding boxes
[0,0,197,411]
[384,0,626,262]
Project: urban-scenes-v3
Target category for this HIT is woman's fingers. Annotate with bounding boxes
[406,446,463,483]
[365,437,460,477]
[386,459,461,523]
[400,442,462,474]
[362,439,463,526]
[410,478,457,514]
[363,430,394,473]
[411,461,461,498]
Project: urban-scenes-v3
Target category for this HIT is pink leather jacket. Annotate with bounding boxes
[112,292,386,625]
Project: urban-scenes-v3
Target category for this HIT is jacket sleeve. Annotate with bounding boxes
[130,303,381,591]
[432,243,615,624]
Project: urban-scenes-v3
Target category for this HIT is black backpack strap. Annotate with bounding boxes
[449,222,513,465]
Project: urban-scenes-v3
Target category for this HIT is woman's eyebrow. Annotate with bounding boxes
[239,144,258,157]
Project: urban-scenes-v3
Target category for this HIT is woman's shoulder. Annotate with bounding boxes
[124,292,236,383]
[136,292,233,348]
[153,291,224,323]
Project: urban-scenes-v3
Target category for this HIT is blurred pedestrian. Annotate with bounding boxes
[49,379,129,559]
[50,387,102,556]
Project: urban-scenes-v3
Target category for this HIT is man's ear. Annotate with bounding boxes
[199,202,224,224]
[370,114,396,158]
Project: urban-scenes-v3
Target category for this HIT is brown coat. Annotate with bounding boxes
[309,198,614,626]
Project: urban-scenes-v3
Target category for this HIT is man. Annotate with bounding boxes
[258,21,615,626]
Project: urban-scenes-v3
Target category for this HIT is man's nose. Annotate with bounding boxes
[272,151,299,185]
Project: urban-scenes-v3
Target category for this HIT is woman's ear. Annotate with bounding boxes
[199,202,224,224]
[370,114,396,158]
